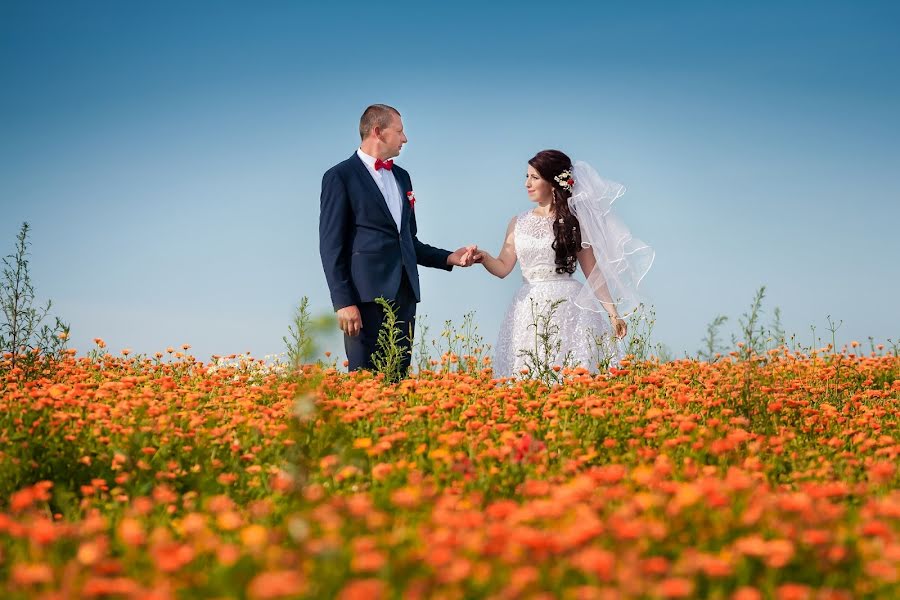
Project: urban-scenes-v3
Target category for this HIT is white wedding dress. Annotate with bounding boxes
[493,209,624,379]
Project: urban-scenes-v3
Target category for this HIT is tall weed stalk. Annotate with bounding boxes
[1,222,69,377]
[371,297,408,383]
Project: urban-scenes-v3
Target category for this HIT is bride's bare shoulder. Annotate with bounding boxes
[513,209,533,223]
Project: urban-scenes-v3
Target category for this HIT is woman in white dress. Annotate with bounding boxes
[474,150,654,379]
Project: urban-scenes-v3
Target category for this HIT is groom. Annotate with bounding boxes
[319,104,477,375]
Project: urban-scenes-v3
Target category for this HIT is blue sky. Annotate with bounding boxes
[2,1,898,361]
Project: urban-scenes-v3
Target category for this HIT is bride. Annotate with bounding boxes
[474,150,654,379]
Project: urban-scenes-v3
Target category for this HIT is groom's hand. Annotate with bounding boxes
[448,245,478,267]
[337,305,362,337]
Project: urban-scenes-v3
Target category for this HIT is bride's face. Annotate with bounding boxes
[525,165,553,204]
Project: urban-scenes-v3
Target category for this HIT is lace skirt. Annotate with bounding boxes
[492,277,624,379]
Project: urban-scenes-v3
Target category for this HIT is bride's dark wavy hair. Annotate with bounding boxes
[528,149,581,274]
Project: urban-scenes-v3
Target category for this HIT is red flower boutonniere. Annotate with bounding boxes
[407,190,416,210]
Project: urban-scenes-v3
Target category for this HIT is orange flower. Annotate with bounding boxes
[440,558,473,584]
[508,565,539,592]
[390,486,421,509]
[868,461,896,484]
[150,542,195,572]
[9,488,35,513]
[641,556,670,576]
[118,517,146,547]
[351,550,386,573]
[571,547,615,581]
[733,535,768,558]
[338,579,385,600]
[775,583,812,600]
[864,559,897,582]
[764,539,795,568]
[240,524,269,550]
[658,577,694,598]
[371,462,393,481]
[700,554,733,578]
[10,481,52,512]
[11,563,54,586]
[81,576,141,597]
[247,570,306,599]
[77,541,104,566]
[217,473,238,486]
[668,483,703,515]
[732,587,763,600]
[29,518,58,545]
[217,543,241,567]
[216,510,243,531]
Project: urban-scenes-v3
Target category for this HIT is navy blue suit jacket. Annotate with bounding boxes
[319,153,452,311]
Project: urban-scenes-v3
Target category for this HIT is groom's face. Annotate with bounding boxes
[378,115,407,159]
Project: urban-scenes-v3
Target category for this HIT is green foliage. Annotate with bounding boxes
[454,311,490,373]
[732,285,768,360]
[0,222,69,376]
[699,315,729,362]
[413,313,432,373]
[698,286,793,362]
[623,303,668,362]
[371,297,409,382]
[769,306,785,347]
[428,311,490,375]
[284,296,339,369]
[517,298,576,386]
[888,338,900,358]
[283,296,314,368]
[825,314,843,353]
[588,330,617,373]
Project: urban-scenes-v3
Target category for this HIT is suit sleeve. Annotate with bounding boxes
[408,174,453,271]
[319,169,360,310]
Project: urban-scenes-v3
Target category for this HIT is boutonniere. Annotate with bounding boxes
[407,190,416,210]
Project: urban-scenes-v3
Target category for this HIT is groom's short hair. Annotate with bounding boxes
[360,104,400,140]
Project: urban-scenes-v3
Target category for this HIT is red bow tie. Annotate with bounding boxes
[374,158,393,171]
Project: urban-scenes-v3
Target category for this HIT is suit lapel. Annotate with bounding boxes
[394,170,411,229]
[350,153,395,226]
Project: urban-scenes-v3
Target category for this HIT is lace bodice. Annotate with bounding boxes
[515,210,573,283]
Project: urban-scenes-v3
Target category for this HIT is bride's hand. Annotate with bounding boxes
[448,245,478,267]
[472,250,487,264]
[611,316,627,339]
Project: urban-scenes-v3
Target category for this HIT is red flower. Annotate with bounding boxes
[407,190,416,210]
[567,179,575,186]
[512,433,546,463]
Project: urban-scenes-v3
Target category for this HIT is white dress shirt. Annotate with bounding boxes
[356,148,403,232]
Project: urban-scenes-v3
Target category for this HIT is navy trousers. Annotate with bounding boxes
[345,272,417,376]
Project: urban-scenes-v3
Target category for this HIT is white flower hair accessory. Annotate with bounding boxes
[554,169,575,191]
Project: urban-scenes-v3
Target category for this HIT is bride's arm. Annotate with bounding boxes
[577,247,628,338]
[476,217,517,279]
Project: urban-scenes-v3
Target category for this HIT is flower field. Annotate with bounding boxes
[1,347,899,599]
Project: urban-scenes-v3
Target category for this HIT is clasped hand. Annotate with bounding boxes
[447,245,483,267]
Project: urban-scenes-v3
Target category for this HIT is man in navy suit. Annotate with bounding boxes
[319,104,477,375]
